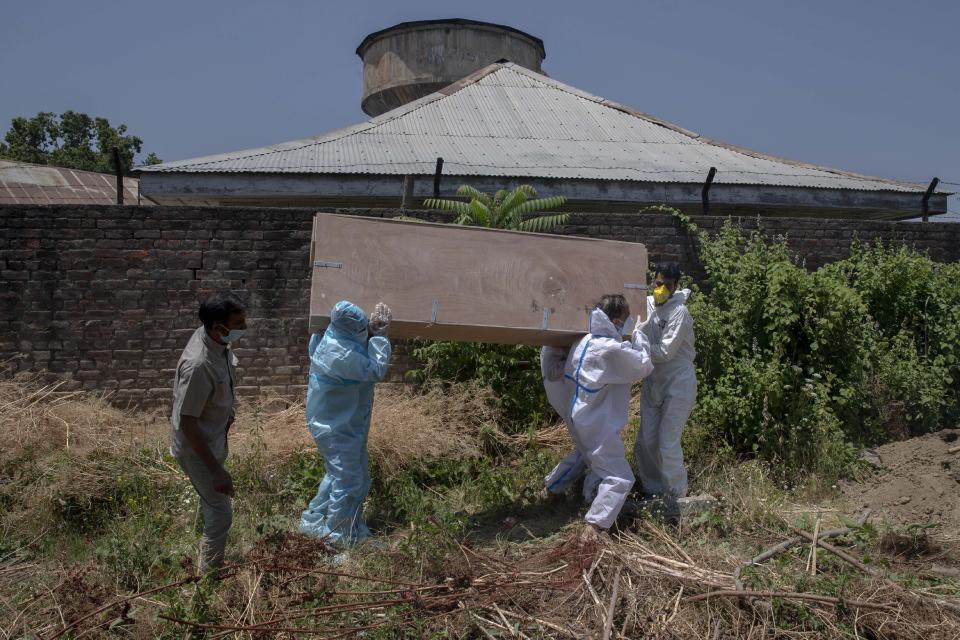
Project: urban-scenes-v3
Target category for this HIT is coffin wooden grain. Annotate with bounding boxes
[309,214,648,346]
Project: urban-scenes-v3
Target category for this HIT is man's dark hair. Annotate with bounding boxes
[198,292,246,329]
[655,262,682,283]
[596,294,629,321]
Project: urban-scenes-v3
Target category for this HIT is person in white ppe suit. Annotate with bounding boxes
[633,263,697,507]
[541,294,654,530]
[299,300,392,546]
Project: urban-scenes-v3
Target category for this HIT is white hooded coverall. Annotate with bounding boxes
[633,289,697,499]
[542,309,654,529]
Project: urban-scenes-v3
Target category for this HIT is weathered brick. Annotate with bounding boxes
[3,204,958,408]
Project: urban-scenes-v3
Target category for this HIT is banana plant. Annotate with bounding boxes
[420,185,570,232]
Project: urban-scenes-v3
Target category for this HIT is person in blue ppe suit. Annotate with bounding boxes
[541,294,654,531]
[299,300,392,545]
[633,263,697,511]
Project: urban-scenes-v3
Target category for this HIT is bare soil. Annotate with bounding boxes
[843,428,960,538]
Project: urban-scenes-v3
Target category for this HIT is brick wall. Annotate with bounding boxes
[560,213,960,277]
[2,205,958,407]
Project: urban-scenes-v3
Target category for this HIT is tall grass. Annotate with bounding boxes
[1,375,958,637]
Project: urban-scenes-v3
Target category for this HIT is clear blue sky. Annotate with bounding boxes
[2,0,957,217]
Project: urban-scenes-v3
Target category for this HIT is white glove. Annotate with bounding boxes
[541,346,569,381]
[635,311,652,332]
[368,302,393,336]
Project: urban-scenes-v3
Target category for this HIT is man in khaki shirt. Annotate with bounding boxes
[171,292,247,572]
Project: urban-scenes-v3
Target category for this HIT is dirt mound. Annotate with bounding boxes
[842,428,960,537]
[246,531,334,567]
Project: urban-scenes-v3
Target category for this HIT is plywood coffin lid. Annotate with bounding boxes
[309,213,648,346]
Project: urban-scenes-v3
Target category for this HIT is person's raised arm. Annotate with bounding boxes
[594,334,654,385]
[540,346,568,382]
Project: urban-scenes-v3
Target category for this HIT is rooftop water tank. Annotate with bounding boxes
[356,18,546,117]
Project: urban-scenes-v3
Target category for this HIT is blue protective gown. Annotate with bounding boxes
[299,301,391,544]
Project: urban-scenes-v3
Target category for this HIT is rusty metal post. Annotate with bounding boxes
[112,146,124,205]
[921,177,940,223]
[401,175,414,209]
[433,157,444,198]
[701,166,717,215]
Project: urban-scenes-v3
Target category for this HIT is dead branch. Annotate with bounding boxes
[601,567,621,640]
[793,528,878,576]
[485,606,583,638]
[161,607,453,638]
[793,528,960,616]
[685,589,897,612]
[259,561,426,587]
[733,509,871,591]
[47,573,202,639]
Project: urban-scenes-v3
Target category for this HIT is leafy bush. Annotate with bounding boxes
[684,216,959,478]
[51,457,174,533]
[411,210,959,480]
[825,242,960,432]
[687,223,875,475]
[94,511,182,589]
[366,448,555,565]
[409,341,552,429]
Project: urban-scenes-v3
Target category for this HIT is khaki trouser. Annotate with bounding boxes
[176,453,232,573]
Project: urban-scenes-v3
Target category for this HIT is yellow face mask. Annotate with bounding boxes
[653,284,671,305]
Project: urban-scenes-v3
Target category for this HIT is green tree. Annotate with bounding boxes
[424,185,570,232]
[0,111,151,175]
[141,152,163,166]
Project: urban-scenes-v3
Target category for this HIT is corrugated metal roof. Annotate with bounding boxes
[139,63,943,194]
[0,160,147,205]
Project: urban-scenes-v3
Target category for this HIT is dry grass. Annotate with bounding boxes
[0,375,530,473]
[367,384,497,473]
[229,382,514,473]
[3,375,960,638]
[0,373,167,456]
[13,520,959,639]
[231,381,569,473]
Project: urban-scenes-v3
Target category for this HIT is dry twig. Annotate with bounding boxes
[48,574,202,639]
[686,589,897,611]
[601,567,621,640]
[807,515,821,576]
[733,509,871,592]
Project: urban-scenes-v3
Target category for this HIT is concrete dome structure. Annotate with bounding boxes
[356,18,545,117]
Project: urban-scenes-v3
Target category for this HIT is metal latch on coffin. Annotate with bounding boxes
[314,260,343,269]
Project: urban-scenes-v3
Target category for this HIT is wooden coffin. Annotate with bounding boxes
[309,214,648,346]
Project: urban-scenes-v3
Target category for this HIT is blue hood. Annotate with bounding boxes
[328,300,368,344]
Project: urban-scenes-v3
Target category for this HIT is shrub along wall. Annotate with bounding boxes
[1,204,958,407]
